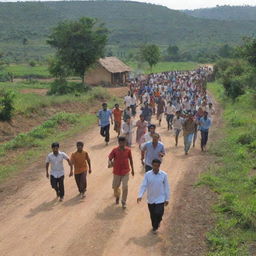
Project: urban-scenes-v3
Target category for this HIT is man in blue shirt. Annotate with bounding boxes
[141,133,165,172]
[137,159,170,234]
[199,111,212,151]
[97,103,113,146]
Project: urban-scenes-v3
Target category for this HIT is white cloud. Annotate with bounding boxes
[134,0,256,10]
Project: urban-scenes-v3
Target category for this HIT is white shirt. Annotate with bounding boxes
[124,95,132,107]
[46,152,69,178]
[166,105,176,115]
[130,96,137,105]
[138,170,170,204]
[173,117,183,130]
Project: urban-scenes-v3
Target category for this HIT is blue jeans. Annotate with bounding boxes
[184,133,194,153]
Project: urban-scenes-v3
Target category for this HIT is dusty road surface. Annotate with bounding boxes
[0,104,218,256]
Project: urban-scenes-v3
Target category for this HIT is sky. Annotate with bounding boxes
[0,0,256,10]
[134,0,256,10]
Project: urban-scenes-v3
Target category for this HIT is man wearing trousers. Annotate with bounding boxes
[46,142,73,202]
[108,136,135,209]
[97,103,113,146]
[199,111,212,151]
[71,141,92,198]
[137,159,170,234]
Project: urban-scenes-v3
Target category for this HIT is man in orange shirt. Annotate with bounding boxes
[112,104,123,137]
[108,136,134,209]
[71,141,92,199]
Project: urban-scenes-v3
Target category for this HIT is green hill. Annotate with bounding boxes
[184,5,256,21]
[0,1,256,62]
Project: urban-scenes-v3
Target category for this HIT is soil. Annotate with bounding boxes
[0,87,221,256]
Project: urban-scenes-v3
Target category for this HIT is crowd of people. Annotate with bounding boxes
[45,67,214,234]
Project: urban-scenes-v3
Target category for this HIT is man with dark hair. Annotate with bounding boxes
[141,133,165,172]
[108,136,135,209]
[46,142,73,202]
[137,159,170,234]
[199,111,212,151]
[97,103,113,146]
[71,142,92,198]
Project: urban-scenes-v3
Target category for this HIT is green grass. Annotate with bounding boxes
[128,61,199,74]
[0,82,108,115]
[199,82,256,256]
[5,64,50,78]
[0,94,121,181]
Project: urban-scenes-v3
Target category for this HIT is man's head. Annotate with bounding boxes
[148,124,156,133]
[140,114,145,121]
[118,136,126,148]
[176,110,181,117]
[204,111,208,119]
[51,142,59,154]
[152,133,160,143]
[114,104,119,109]
[152,159,161,174]
[76,141,84,152]
[102,103,107,110]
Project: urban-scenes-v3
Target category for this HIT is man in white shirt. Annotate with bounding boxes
[141,133,165,172]
[173,111,183,146]
[137,159,170,234]
[124,91,132,108]
[46,142,73,201]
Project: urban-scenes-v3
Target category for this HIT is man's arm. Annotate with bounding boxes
[67,159,73,177]
[164,173,171,206]
[87,154,92,174]
[46,162,50,178]
[137,174,148,203]
[129,151,135,176]
[141,145,146,165]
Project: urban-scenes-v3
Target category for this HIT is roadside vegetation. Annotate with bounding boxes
[200,38,256,255]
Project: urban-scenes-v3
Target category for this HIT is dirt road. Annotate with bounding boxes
[0,109,217,256]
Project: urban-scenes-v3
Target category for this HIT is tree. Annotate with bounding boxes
[218,44,234,58]
[47,17,108,85]
[167,45,180,61]
[239,37,256,68]
[140,44,160,70]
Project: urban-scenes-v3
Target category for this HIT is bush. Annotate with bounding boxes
[29,60,36,67]
[223,77,245,100]
[48,79,89,95]
[0,89,15,121]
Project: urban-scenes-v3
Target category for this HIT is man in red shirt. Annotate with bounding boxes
[108,136,135,209]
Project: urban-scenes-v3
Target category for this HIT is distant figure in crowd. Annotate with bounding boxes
[71,142,92,199]
[108,137,135,209]
[137,159,170,234]
[136,114,148,146]
[112,104,123,137]
[46,142,73,202]
[141,133,165,172]
[156,96,165,126]
[172,111,183,146]
[97,103,113,146]
[182,113,197,155]
[199,111,212,152]
[121,116,134,147]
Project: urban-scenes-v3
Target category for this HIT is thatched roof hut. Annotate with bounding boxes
[85,57,132,86]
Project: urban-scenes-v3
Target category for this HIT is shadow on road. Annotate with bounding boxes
[96,204,127,220]
[25,198,57,218]
[126,231,163,248]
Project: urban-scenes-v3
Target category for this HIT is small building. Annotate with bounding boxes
[85,57,132,86]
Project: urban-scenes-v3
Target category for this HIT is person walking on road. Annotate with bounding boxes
[71,142,92,199]
[137,159,170,234]
[46,142,73,202]
[108,137,135,209]
[173,111,183,146]
[112,104,123,137]
[182,112,197,155]
[97,103,113,146]
[141,133,165,172]
[199,111,212,152]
